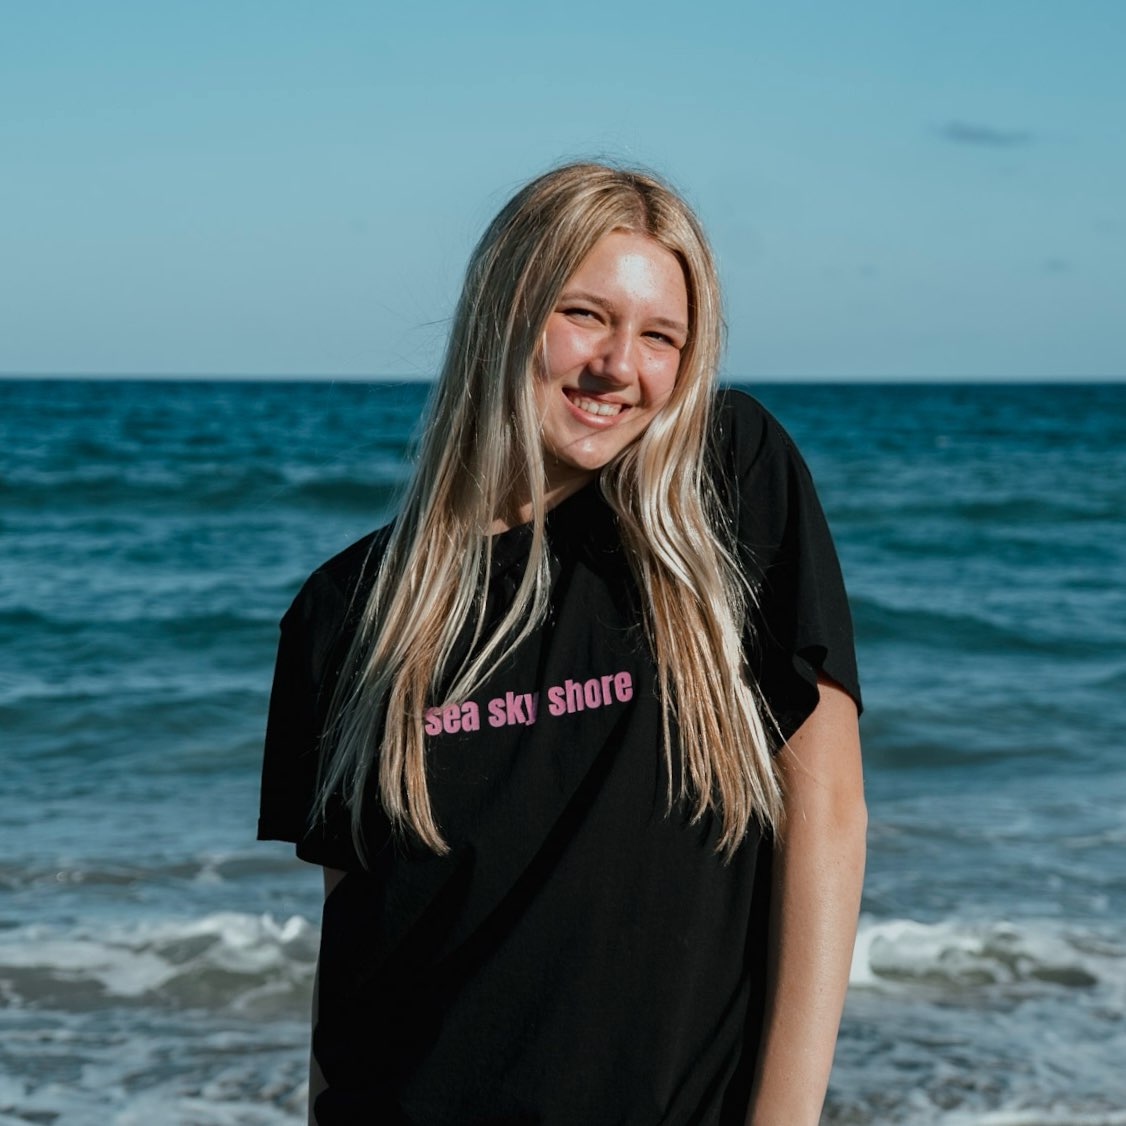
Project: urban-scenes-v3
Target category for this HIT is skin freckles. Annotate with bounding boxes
[535,230,689,504]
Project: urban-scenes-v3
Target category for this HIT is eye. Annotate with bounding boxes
[645,330,682,348]
[562,306,597,320]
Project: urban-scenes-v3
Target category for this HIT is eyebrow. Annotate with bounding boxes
[558,290,689,337]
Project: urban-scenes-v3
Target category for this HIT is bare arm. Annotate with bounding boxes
[309,866,347,1126]
[746,676,867,1126]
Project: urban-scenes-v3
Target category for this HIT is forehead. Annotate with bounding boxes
[566,230,688,310]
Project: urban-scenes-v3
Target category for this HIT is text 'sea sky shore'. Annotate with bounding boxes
[2,1,1123,380]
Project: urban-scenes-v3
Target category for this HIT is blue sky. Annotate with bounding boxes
[2,0,1122,380]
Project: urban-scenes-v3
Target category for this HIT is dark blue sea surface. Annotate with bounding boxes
[2,378,1124,1124]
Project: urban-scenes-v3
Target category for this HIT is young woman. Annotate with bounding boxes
[259,162,866,1125]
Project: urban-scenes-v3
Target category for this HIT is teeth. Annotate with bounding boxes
[571,394,622,418]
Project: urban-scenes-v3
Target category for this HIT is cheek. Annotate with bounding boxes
[542,323,583,381]
[643,354,681,405]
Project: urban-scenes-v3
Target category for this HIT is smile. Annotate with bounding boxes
[565,390,626,418]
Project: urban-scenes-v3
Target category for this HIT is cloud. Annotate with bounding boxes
[936,120,1033,148]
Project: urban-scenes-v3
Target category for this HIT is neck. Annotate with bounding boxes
[491,471,596,534]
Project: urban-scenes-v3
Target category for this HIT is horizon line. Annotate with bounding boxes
[2,371,1124,385]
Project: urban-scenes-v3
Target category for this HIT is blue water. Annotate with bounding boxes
[2,378,1124,1124]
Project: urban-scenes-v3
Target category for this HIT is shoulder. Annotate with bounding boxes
[711,390,862,726]
[709,389,818,533]
[280,524,394,654]
[710,387,802,479]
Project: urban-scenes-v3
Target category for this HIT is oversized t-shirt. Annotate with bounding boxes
[258,389,861,1126]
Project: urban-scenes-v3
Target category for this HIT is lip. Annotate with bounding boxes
[562,388,633,428]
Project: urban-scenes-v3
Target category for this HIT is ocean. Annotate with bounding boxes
[1,378,1124,1125]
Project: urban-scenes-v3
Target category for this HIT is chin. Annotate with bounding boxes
[564,442,626,474]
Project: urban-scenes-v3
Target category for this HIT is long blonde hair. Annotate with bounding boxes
[319,161,783,859]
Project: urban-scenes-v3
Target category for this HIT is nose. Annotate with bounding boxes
[590,327,637,386]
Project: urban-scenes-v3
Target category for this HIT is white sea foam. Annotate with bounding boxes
[850,914,1125,996]
[0,911,317,1010]
[2,909,1125,1122]
[0,1018,309,1125]
[6,909,1124,1011]
[943,1111,1126,1126]
[834,917,1126,1121]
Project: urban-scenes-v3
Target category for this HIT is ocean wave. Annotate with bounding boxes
[959,1112,1126,1126]
[0,603,276,639]
[5,909,1121,1015]
[0,912,317,1015]
[0,668,264,718]
[0,1012,308,1125]
[1,909,1125,1123]
[834,492,1122,527]
[0,603,275,636]
[850,595,1108,658]
[0,464,406,516]
[850,915,1124,996]
[0,467,280,510]
[0,850,299,893]
[281,473,405,512]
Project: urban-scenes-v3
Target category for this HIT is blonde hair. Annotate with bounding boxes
[318,161,782,860]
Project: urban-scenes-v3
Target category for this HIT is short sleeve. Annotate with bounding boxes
[712,389,862,742]
[257,569,362,869]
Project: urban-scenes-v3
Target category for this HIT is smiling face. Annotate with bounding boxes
[535,229,690,502]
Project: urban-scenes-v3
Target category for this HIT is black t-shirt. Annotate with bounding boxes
[258,389,861,1126]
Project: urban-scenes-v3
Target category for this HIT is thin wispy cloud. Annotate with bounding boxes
[937,120,1033,147]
